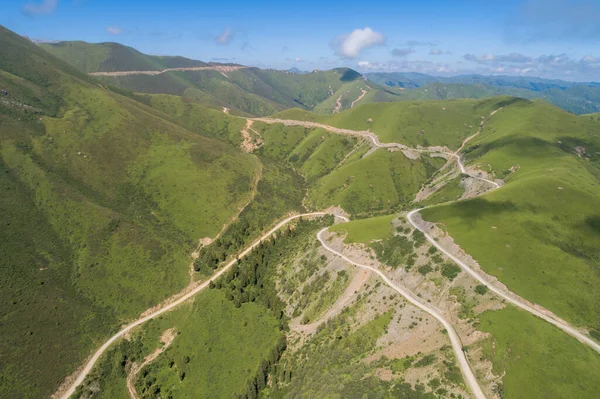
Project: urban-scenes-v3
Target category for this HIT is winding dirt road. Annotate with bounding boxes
[351,89,368,108]
[407,211,600,354]
[404,134,600,355]
[59,110,600,399]
[317,229,486,399]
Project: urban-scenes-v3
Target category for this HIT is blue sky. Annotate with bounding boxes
[3,0,600,81]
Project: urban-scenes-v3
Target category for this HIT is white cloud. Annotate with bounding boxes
[294,57,302,63]
[106,26,122,35]
[23,0,57,15]
[333,27,385,59]
[357,61,377,69]
[216,27,234,45]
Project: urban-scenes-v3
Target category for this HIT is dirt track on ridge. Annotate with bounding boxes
[88,65,247,77]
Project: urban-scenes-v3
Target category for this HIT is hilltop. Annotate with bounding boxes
[40,40,221,73]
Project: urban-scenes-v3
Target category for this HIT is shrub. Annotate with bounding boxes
[441,263,461,280]
[418,264,433,275]
[475,284,489,295]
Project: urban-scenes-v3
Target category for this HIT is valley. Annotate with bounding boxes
[1,21,600,399]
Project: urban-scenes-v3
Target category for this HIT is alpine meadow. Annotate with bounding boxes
[2,1,600,398]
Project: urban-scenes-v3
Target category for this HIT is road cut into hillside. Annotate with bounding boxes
[318,229,487,399]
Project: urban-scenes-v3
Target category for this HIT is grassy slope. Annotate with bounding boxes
[275,97,515,150]
[254,119,444,216]
[75,289,282,399]
[419,175,465,206]
[583,112,600,121]
[0,26,259,398]
[137,290,281,399]
[134,93,248,145]
[40,41,208,73]
[308,148,442,215]
[478,306,600,399]
[329,214,396,243]
[423,99,600,330]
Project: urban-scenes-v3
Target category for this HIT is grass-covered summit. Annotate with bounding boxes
[40,40,215,73]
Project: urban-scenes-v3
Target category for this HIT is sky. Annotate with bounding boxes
[2,0,600,81]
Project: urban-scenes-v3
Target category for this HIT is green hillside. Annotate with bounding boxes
[422,99,600,331]
[0,26,260,398]
[40,40,210,72]
[275,97,514,149]
[98,66,401,116]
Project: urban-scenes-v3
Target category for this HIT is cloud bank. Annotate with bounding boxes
[463,52,600,80]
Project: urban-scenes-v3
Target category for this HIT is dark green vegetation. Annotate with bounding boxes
[193,159,304,276]
[367,72,600,115]
[75,217,332,399]
[0,26,260,398]
[478,306,600,399]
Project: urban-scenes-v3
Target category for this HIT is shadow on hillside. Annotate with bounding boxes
[440,198,519,227]
[474,96,531,112]
[464,136,559,161]
[339,69,362,82]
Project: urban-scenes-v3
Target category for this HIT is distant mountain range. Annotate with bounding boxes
[366,72,600,114]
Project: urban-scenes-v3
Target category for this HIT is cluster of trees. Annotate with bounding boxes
[194,219,254,273]
[213,218,331,327]
[237,335,287,399]
[441,263,461,280]
[212,217,332,398]
[371,234,416,269]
